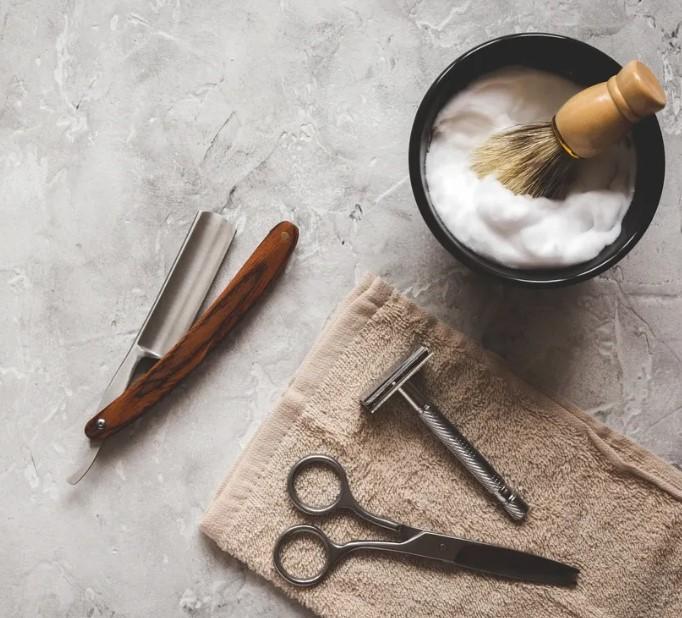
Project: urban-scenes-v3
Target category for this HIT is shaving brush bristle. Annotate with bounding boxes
[470,123,576,199]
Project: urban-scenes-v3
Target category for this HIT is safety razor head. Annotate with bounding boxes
[360,345,432,414]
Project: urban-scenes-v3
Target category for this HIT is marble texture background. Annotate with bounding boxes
[1,0,681,616]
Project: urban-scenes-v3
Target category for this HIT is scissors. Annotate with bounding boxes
[273,455,579,587]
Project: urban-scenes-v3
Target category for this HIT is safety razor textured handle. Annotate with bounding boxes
[401,383,528,521]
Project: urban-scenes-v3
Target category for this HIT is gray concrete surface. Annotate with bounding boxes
[1,0,680,616]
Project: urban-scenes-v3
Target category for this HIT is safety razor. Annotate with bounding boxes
[361,345,529,522]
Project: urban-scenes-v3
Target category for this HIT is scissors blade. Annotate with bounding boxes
[452,539,579,586]
[408,532,579,586]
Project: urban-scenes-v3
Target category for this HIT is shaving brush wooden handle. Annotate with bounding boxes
[554,60,666,158]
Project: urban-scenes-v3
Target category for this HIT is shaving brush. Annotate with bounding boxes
[470,60,666,199]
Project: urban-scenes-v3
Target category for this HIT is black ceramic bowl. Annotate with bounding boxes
[409,33,665,288]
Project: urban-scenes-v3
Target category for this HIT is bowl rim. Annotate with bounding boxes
[408,32,666,288]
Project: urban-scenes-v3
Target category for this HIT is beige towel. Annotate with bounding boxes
[201,274,682,617]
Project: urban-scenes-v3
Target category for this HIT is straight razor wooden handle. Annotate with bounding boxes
[84,221,299,440]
